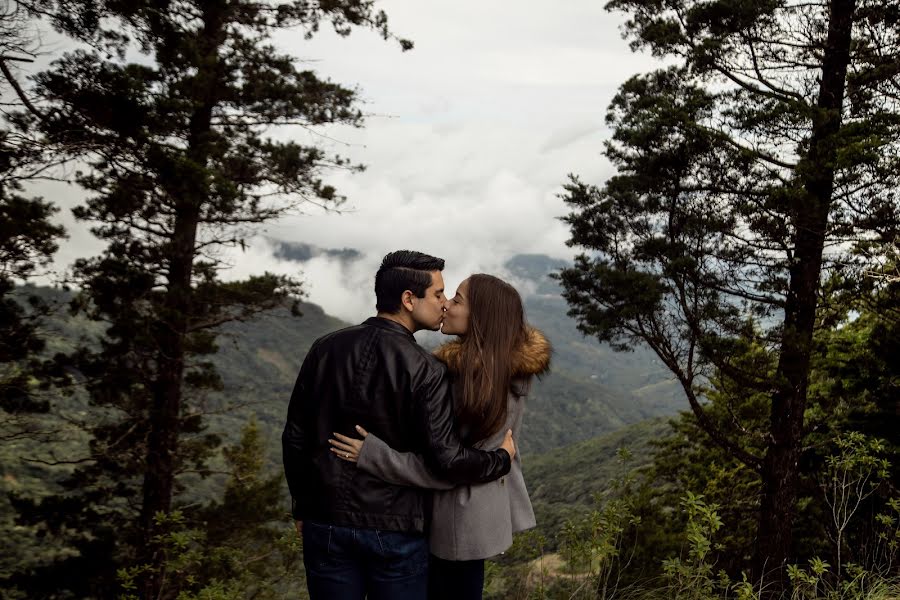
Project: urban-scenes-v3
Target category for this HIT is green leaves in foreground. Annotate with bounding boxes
[117,420,306,600]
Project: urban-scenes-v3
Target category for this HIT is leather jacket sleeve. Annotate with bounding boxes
[282,343,318,520]
[413,363,511,485]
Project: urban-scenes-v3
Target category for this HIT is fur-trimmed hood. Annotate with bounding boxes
[433,326,552,377]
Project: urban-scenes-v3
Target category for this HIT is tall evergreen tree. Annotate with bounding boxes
[9,1,409,596]
[557,0,899,589]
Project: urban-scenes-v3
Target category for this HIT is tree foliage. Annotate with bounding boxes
[0,1,67,437]
[6,0,409,596]
[116,420,306,600]
[558,0,899,586]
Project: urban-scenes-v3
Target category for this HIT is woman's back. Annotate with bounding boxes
[428,377,536,560]
[357,327,551,560]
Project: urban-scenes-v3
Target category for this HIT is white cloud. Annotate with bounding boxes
[28,0,663,323]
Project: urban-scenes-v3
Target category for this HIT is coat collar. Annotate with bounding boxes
[364,316,416,339]
[433,326,552,377]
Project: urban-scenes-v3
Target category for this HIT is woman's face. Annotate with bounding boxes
[440,278,470,336]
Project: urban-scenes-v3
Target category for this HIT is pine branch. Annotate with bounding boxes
[0,56,45,120]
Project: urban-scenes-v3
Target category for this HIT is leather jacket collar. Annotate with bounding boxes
[364,316,416,339]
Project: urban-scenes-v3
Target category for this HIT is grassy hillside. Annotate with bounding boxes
[505,255,681,453]
[523,418,670,544]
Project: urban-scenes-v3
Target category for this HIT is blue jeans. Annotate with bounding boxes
[302,520,428,600]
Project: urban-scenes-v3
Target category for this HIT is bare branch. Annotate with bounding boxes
[0,56,45,120]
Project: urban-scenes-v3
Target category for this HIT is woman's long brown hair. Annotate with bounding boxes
[455,274,527,444]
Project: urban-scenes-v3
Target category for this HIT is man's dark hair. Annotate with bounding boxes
[375,250,445,313]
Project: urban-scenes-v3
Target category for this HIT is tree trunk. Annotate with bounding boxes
[755,0,856,591]
[140,206,199,599]
[139,5,226,597]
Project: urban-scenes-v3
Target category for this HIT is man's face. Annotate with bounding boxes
[409,270,446,332]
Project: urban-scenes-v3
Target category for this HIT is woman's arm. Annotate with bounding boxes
[330,427,455,490]
[359,434,457,490]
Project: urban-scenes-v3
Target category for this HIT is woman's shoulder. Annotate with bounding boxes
[510,327,552,378]
[432,337,463,371]
[510,376,532,398]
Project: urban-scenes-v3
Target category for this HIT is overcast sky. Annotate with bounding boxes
[33,1,662,323]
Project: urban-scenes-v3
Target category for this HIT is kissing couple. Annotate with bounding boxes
[282,250,551,600]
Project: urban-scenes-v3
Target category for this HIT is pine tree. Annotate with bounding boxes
[117,419,306,599]
[9,1,410,596]
[557,0,899,589]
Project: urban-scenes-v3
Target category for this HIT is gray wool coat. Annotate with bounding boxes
[357,379,537,561]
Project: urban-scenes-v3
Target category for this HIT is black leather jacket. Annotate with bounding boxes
[282,317,511,533]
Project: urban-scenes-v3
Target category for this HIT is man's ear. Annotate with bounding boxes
[400,290,416,312]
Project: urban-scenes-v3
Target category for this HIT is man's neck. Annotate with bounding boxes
[376,312,416,333]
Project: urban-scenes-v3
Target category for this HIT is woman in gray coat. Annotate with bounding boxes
[329,273,551,600]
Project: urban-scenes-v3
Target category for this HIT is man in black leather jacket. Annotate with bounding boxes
[282,250,515,599]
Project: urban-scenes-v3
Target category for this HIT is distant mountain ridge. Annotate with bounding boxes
[206,252,684,455]
[500,254,681,452]
[271,240,362,263]
[3,267,686,571]
[12,254,684,456]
